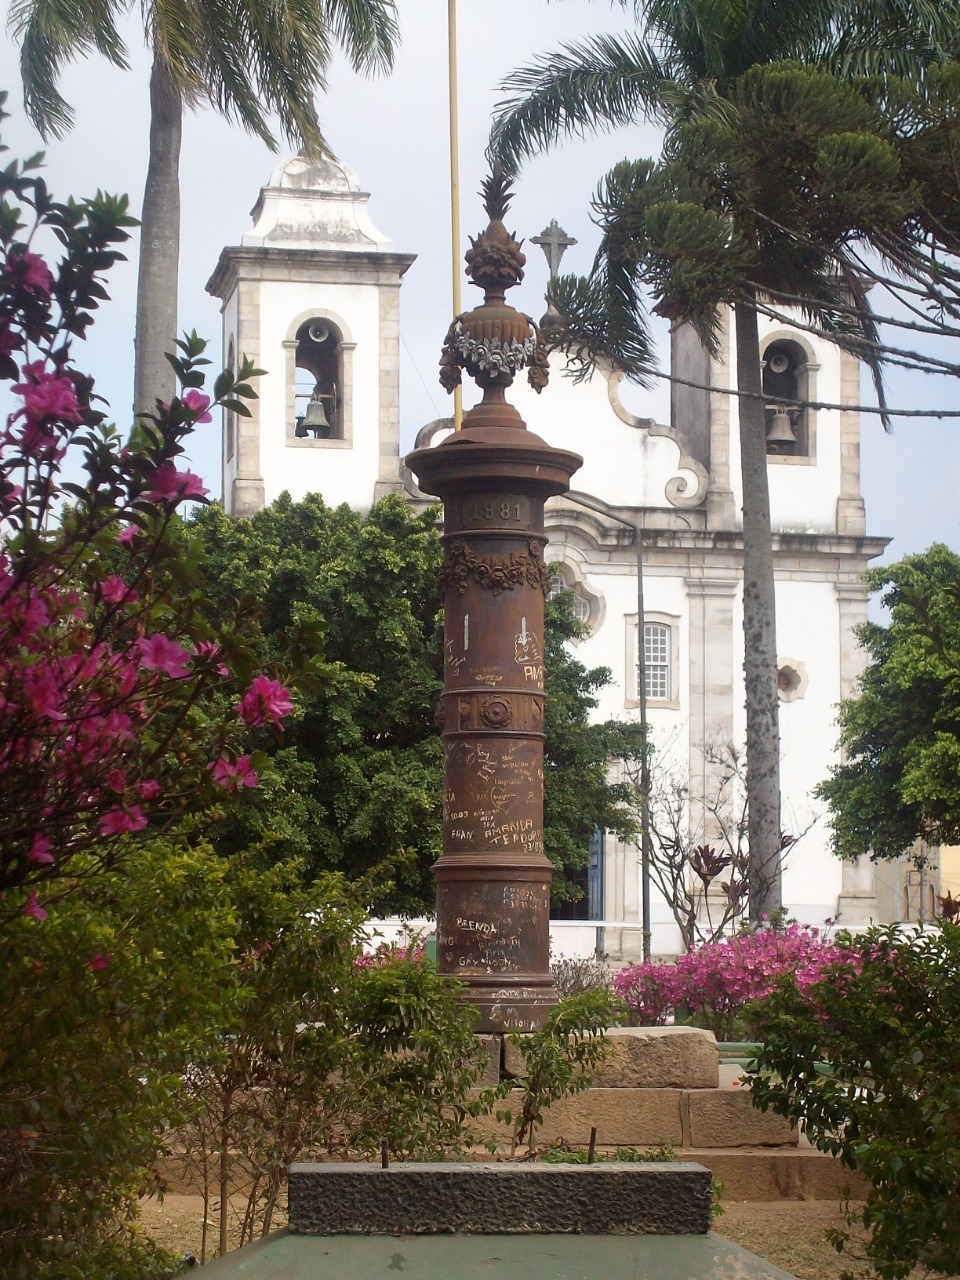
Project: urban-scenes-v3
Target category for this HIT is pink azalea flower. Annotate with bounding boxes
[0,476,23,515]
[88,952,111,972]
[238,675,294,728]
[100,709,134,741]
[194,640,230,676]
[139,779,162,800]
[99,806,147,837]
[10,250,54,297]
[12,591,52,636]
[25,668,65,720]
[99,574,136,604]
[28,833,55,865]
[143,461,209,504]
[115,525,138,546]
[210,754,259,792]
[13,362,82,425]
[181,390,213,423]
[23,890,47,921]
[135,633,192,679]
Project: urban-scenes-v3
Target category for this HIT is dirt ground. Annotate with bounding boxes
[139,1193,955,1278]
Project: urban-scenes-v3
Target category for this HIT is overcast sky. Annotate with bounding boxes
[0,0,956,563]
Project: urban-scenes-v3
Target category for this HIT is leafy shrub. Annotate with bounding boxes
[613,925,851,1039]
[550,952,613,1000]
[0,840,237,1280]
[173,867,493,1260]
[749,924,960,1280]
[0,100,287,910]
[500,990,621,1151]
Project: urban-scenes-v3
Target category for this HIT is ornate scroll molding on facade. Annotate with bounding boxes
[605,368,710,509]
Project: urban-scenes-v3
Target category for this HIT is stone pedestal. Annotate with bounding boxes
[287,1162,712,1235]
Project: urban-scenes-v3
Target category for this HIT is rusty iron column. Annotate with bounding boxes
[406,172,581,1033]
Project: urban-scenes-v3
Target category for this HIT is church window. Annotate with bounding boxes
[292,317,343,440]
[626,612,679,709]
[643,623,671,700]
[762,339,814,460]
[548,563,592,625]
[776,658,808,703]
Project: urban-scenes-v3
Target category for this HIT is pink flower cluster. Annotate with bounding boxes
[1,562,158,890]
[613,925,855,1039]
[210,754,258,792]
[354,938,429,970]
[1,551,293,918]
[7,362,82,457]
[143,460,208,504]
[7,249,54,298]
[0,238,291,924]
[238,676,294,728]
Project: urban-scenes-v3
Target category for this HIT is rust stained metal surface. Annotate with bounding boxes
[406,171,582,1033]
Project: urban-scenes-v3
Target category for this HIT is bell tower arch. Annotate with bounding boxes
[207,156,416,515]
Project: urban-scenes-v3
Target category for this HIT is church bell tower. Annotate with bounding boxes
[206,156,416,516]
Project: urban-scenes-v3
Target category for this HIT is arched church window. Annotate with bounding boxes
[548,563,592,625]
[293,317,343,440]
[225,337,236,462]
[762,339,811,458]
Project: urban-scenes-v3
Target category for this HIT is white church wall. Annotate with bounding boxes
[513,362,703,510]
[776,578,844,922]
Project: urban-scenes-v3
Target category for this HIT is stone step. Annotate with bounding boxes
[680,1147,870,1202]
[502,1026,720,1089]
[475,1086,797,1150]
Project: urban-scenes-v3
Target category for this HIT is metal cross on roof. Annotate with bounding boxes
[531,219,577,279]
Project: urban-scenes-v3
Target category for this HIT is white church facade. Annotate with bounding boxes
[207,155,921,957]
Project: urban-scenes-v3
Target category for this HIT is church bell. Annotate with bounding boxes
[765,405,798,447]
[295,396,331,438]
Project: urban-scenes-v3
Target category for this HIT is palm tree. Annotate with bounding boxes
[11,0,399,414]
[488,0,954,920]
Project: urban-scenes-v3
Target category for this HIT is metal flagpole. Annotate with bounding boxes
[448,0,463,430]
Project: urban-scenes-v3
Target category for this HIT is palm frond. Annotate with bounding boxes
[9,0,127,137]
[319,0,399,75]
[10,0,399,154]
[834,255,892,432]
[489,33,683,173]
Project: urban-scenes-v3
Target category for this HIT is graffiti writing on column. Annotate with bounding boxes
[515,620,543,684]
[435,878,549,974]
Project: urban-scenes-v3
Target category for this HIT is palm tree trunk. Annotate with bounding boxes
[734,294,782,921]
[134,56,181,417]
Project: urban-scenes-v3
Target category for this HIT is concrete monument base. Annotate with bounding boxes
[198,1227,801,1278]
[197,1161,800,1278]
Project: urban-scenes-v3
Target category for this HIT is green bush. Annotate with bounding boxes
[500,991,621,1151]
[748,924,960,1279]
[0,840,237,1280]
[173,863,494,1259]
